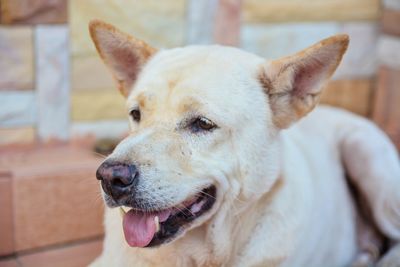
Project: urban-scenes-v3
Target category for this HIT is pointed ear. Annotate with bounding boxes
[89,19,157,97]
[259,34,349,129]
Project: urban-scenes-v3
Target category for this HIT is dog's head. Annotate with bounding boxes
[89,20,348,248]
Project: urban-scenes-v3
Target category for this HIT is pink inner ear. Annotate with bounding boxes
[292,57,327,98]
[108,45,140,86]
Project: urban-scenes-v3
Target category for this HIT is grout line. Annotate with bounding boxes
[14,235,104,257]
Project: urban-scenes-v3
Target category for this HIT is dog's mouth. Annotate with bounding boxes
[120,185,216,248]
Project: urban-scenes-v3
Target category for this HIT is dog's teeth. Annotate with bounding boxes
[190,199,206,213]
[123,206,131,213]
[154,216,160,232]
[119,207,126,217]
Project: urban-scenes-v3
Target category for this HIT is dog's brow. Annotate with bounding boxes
[177,97,201,114]
[137,93,147,108]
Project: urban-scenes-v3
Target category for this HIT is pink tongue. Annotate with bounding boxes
[122,209,171,247]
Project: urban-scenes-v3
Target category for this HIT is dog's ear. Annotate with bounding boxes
[89,19,157,97]
[259,34,349,129]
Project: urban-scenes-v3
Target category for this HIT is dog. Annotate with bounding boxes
[88,20,400,267]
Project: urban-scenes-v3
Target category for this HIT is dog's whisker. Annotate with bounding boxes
[91,151,108,159]
[189,188,217,200]
[176,203,195,216]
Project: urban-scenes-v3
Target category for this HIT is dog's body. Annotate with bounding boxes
[89,20,400,267]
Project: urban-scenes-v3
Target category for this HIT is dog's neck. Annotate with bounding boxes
[163,174,285,267]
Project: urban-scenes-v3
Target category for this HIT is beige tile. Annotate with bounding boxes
[71,90,126,121]
[0,27,33,90]
[242,0,381,23]
[0,127,35,146]
[378,35,400,69]
[1,0,67,24]
[18,239,103,267]
[320,79,372,117]
[0,175,14,256]
[70,0,185,57]
[71,55,114,92]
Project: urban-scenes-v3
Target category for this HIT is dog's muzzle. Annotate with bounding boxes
[95,160,217,248]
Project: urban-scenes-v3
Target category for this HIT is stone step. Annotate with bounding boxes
[0,239,102,267]
[0,145,104,255]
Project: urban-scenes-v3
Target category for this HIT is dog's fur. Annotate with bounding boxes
[89,20,400,267]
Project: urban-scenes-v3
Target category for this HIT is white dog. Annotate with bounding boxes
[89,20,400,267]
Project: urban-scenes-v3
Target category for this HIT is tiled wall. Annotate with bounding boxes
[0,0,69,145]
[3,0,397,147]
[70,0,380,137]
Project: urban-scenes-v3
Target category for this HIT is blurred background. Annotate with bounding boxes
[0,0,399,266]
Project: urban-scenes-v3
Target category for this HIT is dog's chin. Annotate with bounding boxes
[107,185,217,248]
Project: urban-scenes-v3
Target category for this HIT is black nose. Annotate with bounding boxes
[96,161,139,199]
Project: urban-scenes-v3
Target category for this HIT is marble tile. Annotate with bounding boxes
[186,0,218,44]
[0,91,36,127]
[35,25,70,141]
[334,22,379,79]
[377,35,400,69]
[383,0,400,10]
[241,22,341,60]
[241,22,378,79]
[0,27,33,90]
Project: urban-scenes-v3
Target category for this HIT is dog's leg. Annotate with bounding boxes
[377,242,400,267]
[341,123,400,264]
[350,211,384,267]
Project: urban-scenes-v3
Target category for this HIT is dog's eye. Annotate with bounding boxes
[130,109,141,122]
[190,117,216,132]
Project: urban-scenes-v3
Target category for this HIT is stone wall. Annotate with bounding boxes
[1,0,398,146]
[68,0,393,142]
[0,0,69,145]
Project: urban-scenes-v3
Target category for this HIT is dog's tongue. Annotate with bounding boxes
[122,209,171,247]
